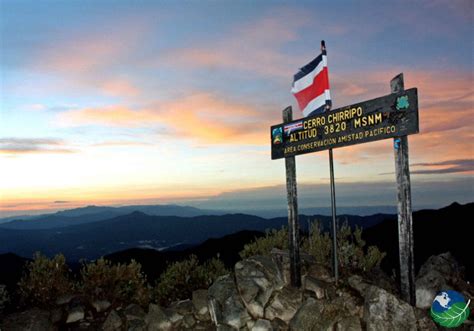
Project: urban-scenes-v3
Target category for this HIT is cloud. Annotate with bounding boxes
[0,138,75,155]
[410,159,474,174]
[56,93,270,144]
[160,8,310,77]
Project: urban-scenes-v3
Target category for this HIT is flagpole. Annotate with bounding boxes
[322,40,339,283]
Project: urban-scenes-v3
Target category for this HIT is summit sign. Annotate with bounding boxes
[271,88,419,159]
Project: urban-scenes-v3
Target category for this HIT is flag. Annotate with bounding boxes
[291,43,331,117]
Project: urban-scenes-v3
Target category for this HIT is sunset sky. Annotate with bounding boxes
[1,1,472,216]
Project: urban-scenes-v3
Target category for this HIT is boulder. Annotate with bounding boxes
[102,310,123,331]
[66,305,85,323]
[0,308,52,331]
[303,275,330,299]
[183,314,196,328]
[271,317,289,331]
[55,293,75,306]
[208,274,251,329]
[305,263,333,283]
[145,303,172,331]
[169,299,194,315]
[235,255,285,318]
[252,318,273,331]
[335,316,362,331]
[128,318,147,331]
[363,285,417,331]
[414,308,438,331]
[264,286,303,322]
[192,289,210,320]
[289,298,327,330]
[92,300,111,313]
[0,284,9,312]
[416,252,462,309]
[124,303,146,321]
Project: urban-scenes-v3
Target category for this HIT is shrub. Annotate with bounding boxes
[239,228,289,259]
[302,220,386,274]
[301,221,332,265]
[154,255,228,306]
[18,252,74,306]
[0,284,10,312]
[80,258,149,307]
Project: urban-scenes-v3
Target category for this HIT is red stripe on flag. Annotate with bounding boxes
[293,67,330,111]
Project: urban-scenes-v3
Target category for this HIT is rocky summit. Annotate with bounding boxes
[1,251,473,330]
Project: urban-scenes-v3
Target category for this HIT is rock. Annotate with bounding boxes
[252,318,273,331]
[217,323,237,331]
[289,298,326,330]
[128,318,146,331]
[124,303,146,321]
[264,286,303,322]
[303,275,330,299]
[51,307,63,324]
[145,303,172,331]
[335,316,362,331]
[165,307,184,325]
[348,275,370,294]
[0,308,52,331]
[363,285,417,331]
[169,299,194,315]
[414,308,438,331]
[235,255,285,318]
[102,310,123,331]
[183,314,196,328]
[92,300,112,313]
[66,305,85,323]
[192,289,210,320]
[271,317,289,331]
[208,274,251,329]
[415,252,462,309]
[56,293,75,306]
[0,284,9,312]
[305,263,333,282]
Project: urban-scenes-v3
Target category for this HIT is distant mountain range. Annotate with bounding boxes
[0,203,392,261]
[0,204,225,229]
[1,202,472,294]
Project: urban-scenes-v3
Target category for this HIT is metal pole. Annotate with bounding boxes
[322,40,339,282]
[283,106,301,288]
[329,148,338,282]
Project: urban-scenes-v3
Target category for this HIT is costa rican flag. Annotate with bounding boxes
[284,120,303,136]
[291,41,332,117]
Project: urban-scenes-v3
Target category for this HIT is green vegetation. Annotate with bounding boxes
[153,255,228,306]
[80,258,150,306]
[242,220,386,275]
[240,228,289,259]
[18,252,74,306]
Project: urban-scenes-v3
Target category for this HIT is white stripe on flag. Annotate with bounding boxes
[302,90,330,117]
[291,55,327,93]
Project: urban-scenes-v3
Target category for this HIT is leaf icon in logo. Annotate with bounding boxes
[431,299,471,328]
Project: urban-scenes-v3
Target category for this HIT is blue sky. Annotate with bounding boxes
[0,0,472,215]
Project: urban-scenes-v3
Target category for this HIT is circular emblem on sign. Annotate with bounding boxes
[430,290,471,328]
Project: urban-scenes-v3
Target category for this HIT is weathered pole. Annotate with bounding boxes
[283,106,301,288]
[391,73,416,306]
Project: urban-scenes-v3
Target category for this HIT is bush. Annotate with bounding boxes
[0,284,10,312]
[302,220,386,274]
[18,252,74,306]
[239,228,289,259]
[80,258,149,307]
[154,255,228,306]
[301,221,332,265]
